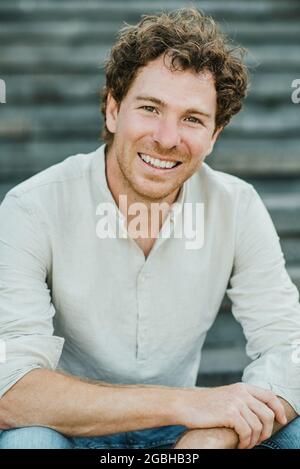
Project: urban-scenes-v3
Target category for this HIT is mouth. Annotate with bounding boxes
[137,152,182,171]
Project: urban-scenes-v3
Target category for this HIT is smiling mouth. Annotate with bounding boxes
[138,152,182,170]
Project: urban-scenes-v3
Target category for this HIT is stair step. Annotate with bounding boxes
[221,20,300,43]
[1,1,299,22]
[1,44,299,72]
[196,371,243,386]
[249,73,299,103]
[0,104,298,139]
[0,44,108,73]
[0,72,297,105]
[200,346,250,375]
[211,138,300,176]
[0,20,299,45]
[203,310,246,349]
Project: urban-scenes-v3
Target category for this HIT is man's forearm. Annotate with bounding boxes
[0,368,179,437]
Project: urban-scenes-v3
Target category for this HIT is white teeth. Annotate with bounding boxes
[139,153,177,169]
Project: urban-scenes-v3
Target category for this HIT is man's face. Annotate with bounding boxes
[106,55,222,201]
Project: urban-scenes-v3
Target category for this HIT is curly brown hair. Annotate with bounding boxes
[100,7,249,146]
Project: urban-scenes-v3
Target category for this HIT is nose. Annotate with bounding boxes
[152,116,181,149]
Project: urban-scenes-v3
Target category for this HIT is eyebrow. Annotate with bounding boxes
[135,95,212,119]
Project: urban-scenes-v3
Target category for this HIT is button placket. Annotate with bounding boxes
[136,271,150,362]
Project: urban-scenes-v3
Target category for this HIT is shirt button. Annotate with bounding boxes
[140,274,147,283]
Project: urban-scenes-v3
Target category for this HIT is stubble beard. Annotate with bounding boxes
[115,146,184,204]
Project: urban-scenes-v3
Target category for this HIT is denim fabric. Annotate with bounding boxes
[72,425,187,449]
[0,426,73,449]
[0,417,299,449]
[0,425,187,449]
[255,415,300,449]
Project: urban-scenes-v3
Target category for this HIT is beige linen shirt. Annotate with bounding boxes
[0,144,300,412]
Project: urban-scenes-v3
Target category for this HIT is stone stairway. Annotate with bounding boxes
[0,0,299,386]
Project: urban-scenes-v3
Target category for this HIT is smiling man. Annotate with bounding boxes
[104,54,221,256]
[0,8,300,450]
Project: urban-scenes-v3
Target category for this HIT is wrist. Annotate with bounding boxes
[210,427,239,449]
[139,386,185,428]
[174,427,239,449]
[170,387,197,427]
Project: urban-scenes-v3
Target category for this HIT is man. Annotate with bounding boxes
[0,8,299,450]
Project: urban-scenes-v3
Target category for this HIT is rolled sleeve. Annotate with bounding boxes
[0,193,64,398]
[226,186,300,414]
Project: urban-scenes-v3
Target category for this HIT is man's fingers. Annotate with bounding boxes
[232,415,252,449]
[247,385,287,425]
[248,397,275,442]
[239,406,263,448]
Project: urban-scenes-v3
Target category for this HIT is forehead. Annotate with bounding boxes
[126,55,217,112]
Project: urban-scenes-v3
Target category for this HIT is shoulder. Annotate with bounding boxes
[185,163,262,230]
[2,145,105,223]
[189,162,256,207]
[200,162,253,193]
[5,146,101,201]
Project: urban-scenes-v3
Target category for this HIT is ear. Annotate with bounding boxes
[105,92,119,134]
[205,126,223,158]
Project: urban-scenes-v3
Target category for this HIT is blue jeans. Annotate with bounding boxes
[0,418,300,449]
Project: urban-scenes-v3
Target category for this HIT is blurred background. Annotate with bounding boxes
[0,0,300,386]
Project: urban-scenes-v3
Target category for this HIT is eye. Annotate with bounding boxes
[140,105,157,113]
[185,116,203,125]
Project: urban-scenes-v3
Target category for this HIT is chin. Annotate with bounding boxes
[134,182,179,202]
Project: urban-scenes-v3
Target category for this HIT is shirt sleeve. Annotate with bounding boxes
[0,192,64,399]
[226,185,300,414]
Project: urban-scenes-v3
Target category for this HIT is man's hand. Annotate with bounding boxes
[174,397,296,449]
[175,383,287,449]
[174,396,297,449]
[272,397,297,434]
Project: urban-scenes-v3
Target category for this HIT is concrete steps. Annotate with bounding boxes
[1,139,299,178]
[1,1,299,21]
[1,43,300,72]
[1,103,299,138]
[0,72,297,104]
[1,20,300,45]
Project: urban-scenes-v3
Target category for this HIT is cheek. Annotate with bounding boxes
[181,127,205,149]
[121,115,150,142]
[186,131,213,158]
[185,142,206,164]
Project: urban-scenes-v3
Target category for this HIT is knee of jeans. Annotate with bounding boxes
[0,426,73,449]
[256,416,300,450]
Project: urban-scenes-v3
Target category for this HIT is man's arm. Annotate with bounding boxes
[226,186,300,430]
[0,373,286,445]
[173,397,297,449]
[0,368,178,436]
